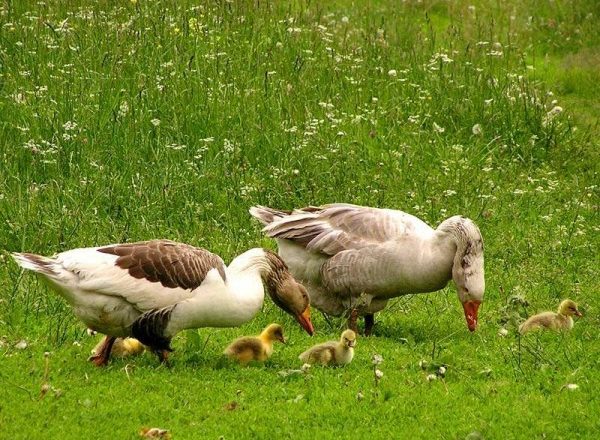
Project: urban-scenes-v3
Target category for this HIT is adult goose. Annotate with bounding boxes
[13,240,314,365]
[250,204,484,334]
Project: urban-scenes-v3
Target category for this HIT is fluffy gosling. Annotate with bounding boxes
[299,329,356,366]
[224,323,286,365]
[519,299,582,334]
[92,337,145,358]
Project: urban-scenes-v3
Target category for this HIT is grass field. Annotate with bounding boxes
[1,1,599,438]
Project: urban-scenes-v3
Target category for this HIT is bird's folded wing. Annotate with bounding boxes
[261,204,427,256]
[58,240,226,310]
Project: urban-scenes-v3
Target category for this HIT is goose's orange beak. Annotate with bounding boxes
[462,300,481,332]
[295,306,315,336]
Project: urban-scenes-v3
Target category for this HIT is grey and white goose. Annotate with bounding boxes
[12,240,314,365]
[250,203,485,335]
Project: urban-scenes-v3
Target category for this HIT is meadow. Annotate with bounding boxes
[0,0,599,438]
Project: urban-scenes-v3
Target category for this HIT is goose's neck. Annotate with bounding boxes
[437,216,485,302]
[228,248,289,292]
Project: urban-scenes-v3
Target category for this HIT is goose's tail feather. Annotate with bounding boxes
[12,252,60,277]
[249,205,291,226]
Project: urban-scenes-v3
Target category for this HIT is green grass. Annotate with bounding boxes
[1,0,598,438]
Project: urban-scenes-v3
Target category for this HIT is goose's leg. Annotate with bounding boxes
[364,314,375,336]
[153,348,171,367]
[88,336,116,367]
[347,308,359,333]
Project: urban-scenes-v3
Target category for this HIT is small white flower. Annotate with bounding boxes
[419,360,428,369]
[426,374,437,382]
[372,354,383,365]
[292,169,300,176]
[484,99,493,106]
[547,105,563,117]
[375,369,384,379]
[341,16,349,24]
[15,340,28,350]
[433,122,445,133]
[498,328,509,337]
[387,69,397,77]
[150,118,161,127]
[565,383,579,391]
[437,366,447,377]
[472,123,482,135]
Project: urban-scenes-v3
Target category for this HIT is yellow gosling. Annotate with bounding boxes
[224,323,285,365]
[299,329,356,366]
[92,337,145,358]
[519,299,582,334]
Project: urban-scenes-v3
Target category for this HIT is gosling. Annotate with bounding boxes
[299,329,356,366]
[519,299,582,334]
[224,323,286,365]
[92,337,145,358]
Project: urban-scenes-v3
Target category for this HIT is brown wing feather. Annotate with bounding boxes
[98,240,226,290]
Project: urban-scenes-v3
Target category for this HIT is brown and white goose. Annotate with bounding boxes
[250,203,485,334]
[12,240,314,365]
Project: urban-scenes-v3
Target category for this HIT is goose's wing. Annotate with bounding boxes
[16,240,226,311]
[253,204,432,256]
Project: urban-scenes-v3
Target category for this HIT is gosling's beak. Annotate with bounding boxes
[348,340,356,348]
[295,306,315,336]
[462,300,481,332]
[574,309,583,317]
[279,336,287,344]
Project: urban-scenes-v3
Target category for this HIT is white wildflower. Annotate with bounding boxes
[437,366,447,377]
[372,354,383,365]
[150,118,161,127]
[484,99,493,106]
[387,69,397,77]
[433,122,445,133]
[63,121,77,131]
[426,374,437,382]
[498,328,509,337]
[15,340,28,350]
[564,383,579,391]
[118,101,129,117]
[341,16,349,24]
[375,369,384,379]
[472,123,482,135]
[443,189,457,197]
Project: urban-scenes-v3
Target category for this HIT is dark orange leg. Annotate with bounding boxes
[88,336,116,367]
[154,349,171,367]
[347,308,359,333]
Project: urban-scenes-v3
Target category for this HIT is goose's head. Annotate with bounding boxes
[261,323,286,344]
[443,216,485,332]
[340,329,356,348]
[262,250,315,336]
[558,299,582,317]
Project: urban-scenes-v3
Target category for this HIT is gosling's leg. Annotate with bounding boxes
[364,314,375,336]
[88,336,116,367]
